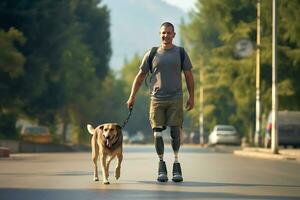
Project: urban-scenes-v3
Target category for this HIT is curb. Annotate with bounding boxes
[234,148,300,162]
[0,147,10,158]
[234,150,285,160]
[0,140,91,153]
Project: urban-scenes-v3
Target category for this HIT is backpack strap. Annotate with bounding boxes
[179,47,185,71]
[148,47,158,73]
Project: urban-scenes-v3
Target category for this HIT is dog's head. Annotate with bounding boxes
[99,123,121,148]
[87,123,122,148]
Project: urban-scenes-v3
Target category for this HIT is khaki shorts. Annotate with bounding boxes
[149,98,183,128]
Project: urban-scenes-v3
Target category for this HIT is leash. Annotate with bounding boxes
[121,106,133,129]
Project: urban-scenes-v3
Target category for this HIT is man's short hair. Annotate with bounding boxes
[160,22,175,32]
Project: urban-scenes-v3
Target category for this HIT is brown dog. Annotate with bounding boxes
[87,123,123,184]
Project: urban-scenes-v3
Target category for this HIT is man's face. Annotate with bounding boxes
[160,26,175,46]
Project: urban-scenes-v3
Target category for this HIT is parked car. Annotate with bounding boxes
[122,130,130,144]
[189,132,199,144]
[208,125,240,145]
[129,131,146,144]
[265,111,300,148]
[20,126,51,144]
[189,131,209,144]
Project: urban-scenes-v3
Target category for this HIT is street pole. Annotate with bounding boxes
[271,0,278,154]
[254,0,261,147]
[199,86,204,145]
[199,65,204,146]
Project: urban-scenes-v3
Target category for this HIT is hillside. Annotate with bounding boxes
[100,0,187,70]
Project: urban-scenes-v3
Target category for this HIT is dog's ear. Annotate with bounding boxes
[97,124,104,135]
[92,125,103,137]
[99,124,104,130]
[116,124,122,134]
[87,124,95,135]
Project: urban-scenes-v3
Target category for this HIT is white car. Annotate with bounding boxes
[209,125,240,145]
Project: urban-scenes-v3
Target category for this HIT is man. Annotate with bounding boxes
[126,22,194,182]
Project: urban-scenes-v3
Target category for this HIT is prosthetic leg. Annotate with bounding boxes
[170,126,183,182]
[153,126,168,182]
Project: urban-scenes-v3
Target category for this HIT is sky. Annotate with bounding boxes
[101,0,198,70]
[162,0,197,12]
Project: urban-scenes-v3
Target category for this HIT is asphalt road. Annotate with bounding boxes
[0,145,300,200]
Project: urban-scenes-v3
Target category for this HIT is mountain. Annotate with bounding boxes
[100,0,187,71]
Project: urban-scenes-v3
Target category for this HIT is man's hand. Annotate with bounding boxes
[185,97,194,111]
[126,96,135,109]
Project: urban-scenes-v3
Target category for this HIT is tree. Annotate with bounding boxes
[181,0,300,141]
[119,54,151,135]
[0,27,26,138]
[74,0,111,78]
[0,0,112,142]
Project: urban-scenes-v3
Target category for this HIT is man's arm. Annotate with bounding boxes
[183,70,194,111]
[126,69,147,109]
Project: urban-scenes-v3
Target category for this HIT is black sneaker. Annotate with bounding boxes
[157,161,168,182]
[172,162,183,182]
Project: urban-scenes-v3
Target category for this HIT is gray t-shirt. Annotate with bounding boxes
[140,45,193,100]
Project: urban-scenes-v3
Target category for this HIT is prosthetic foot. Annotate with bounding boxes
[172,162,183,182]
[157,161,168,182]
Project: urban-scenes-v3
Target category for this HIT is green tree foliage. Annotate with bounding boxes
[277,0,300,109]
[0,0,111,141]
[0,27,26,138]
[181,0,300,138]
[119,54,151,135]
[0,27,26,77]
[74,0,111,78]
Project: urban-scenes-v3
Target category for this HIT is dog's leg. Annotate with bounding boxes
[93,155,99,181]
[100,154,109,184]
[92,137,99,181]
[115,153,123,180]
[106,155,114,175]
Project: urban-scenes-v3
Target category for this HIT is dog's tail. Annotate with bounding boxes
[87,124,95,135]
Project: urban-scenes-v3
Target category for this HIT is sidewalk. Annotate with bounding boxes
[0,140,90,155]
[234,147,300,163]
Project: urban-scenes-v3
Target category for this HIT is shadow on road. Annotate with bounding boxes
[139,180,300,188]
[0,188,299,200]
[0,170,94,177]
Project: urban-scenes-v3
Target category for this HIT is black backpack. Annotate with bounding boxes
[147,46,186,73]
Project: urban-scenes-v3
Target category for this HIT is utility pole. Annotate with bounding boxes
[199,65,204,146]
[254,0,261,147]
[271,0,279,154]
